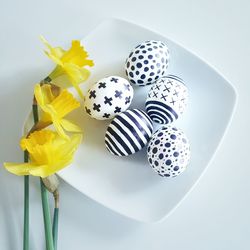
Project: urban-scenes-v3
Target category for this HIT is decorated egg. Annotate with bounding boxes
[84,76,134,120]
[147,126,190,178]
[105,109,153,156]
[145,75,188,124]
[125,40,170,86]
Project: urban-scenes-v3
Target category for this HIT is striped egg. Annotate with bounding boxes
[105,109,153,156]
[145,75,188,124]
[147,126,191,178]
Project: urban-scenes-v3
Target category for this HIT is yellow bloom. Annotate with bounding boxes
[41,36,94,98]
[34,83,81,139]
[4,130,82,177]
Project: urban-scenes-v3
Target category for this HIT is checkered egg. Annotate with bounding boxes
[125,40,170,86]
[147,126,190,178]
[145,75,188,124]
[84,76,134,120]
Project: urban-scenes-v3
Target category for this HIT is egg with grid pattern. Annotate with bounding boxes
[145,75,188,124]
[125,40,170,86]
[105,109,153,156]
[84,76,134,120]
[147,126,190,178]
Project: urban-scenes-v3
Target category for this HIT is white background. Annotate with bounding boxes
[0,0,249,249]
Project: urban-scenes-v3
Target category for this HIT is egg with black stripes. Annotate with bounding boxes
[145,75,188,124]
[105,109,153,156]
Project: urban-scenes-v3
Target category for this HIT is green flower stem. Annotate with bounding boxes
[32,101,39,124]
[40,179,54,250]
[52,207,59,250]
[32,91,54,250]
[23,151,29,250]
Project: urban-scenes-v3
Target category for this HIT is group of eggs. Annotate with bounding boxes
[84,40,191,178]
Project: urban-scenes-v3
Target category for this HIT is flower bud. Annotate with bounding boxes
[42,174,59,193]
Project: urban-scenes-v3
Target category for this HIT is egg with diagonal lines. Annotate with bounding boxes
[105,109,153,156]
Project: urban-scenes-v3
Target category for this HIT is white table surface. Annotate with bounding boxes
[0,0,249,249]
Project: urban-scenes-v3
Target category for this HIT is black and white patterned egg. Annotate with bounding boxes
[125,40,170,86]
[145,75,188,124]
[147,126,190,178]
[105,109,153,156]
[84,76,134,120]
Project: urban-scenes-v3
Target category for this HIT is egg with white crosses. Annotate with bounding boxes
[105,109,153,156]
[125,40,170,86]
[84,76,134,120]
[145,75,188,124]
[147,126,190,178]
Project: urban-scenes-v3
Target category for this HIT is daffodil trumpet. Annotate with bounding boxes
[41,36,94,98]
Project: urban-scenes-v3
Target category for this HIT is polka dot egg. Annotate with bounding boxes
[147,126,190,178]
[84,76,134,120]
[105,109,153,156]
[125,40,170,86]
[145,75,188,124]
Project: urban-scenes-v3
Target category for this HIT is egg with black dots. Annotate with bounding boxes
[84,76,134,120]
[147,125,190,178]
[145,75,188,124]
[125,40,170,86]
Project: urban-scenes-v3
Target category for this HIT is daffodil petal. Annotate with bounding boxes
[80,67,91,81]
[61,119,82,133]
[63,64,86,98]
[4,162,39,176]
[34,84,44,106]
[20,130,55,151]
[34,84,55,107]
[40,35,54,52]
[53,118,69,140]
[61,40,94,67]
[50,90,80,118]
[58,134,82,156]
[45,52,63,66]
[47,158,73,175]
[28,164,57,178]
[40,36,65,60]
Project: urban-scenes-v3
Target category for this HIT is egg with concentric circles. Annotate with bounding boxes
[145,75,188,124]
[147,125,190,178]
[105,109,153,156]
[125,40,170,86]
[84,76,133,120]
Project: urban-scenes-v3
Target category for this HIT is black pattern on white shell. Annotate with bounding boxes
[147,126,190,178]
[84,76,134,120]
[105,109,153,156]
[145,75,188,124]
[125,40,170,86]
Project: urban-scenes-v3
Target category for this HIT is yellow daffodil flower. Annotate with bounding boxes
[34,83,81,140]
[41,36,94,98]
[4,130,82,177]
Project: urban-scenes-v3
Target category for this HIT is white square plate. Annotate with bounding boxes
[36,19,237,223]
